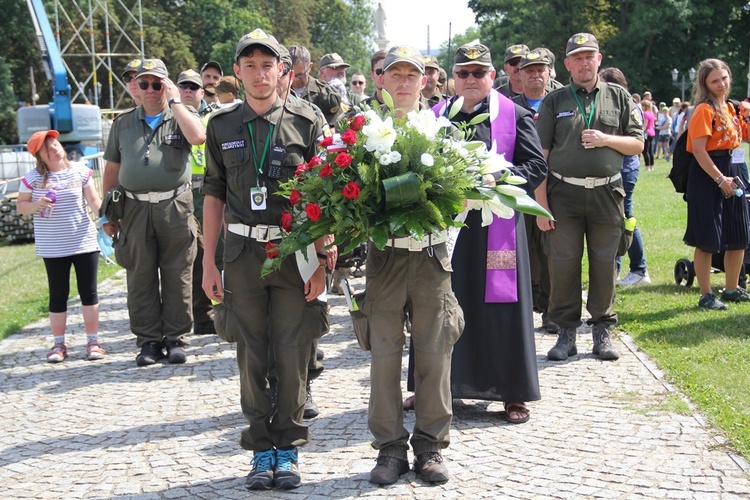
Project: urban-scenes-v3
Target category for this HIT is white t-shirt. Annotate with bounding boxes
[20,161,99,258]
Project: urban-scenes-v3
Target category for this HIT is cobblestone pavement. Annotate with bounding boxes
[1,270,749,499]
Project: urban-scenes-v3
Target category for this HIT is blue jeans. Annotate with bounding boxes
[616,168,647,274]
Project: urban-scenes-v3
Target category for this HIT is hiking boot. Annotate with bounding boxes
[245,449,275,490]
[414,451,450,484]
[720,287,750,303]
[136,341,164,366]
[166,342,187,364]
[617,271,652,286]
[303,380,319,419]
[698,292,728,310]
[47,343,67,363]
[547,328,577,361]
[592,325,620,360]
[369,455,409,485]
[274,447,301,489]
[541,311,559,334]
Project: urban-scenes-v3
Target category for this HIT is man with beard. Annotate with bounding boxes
[200,61,222,107]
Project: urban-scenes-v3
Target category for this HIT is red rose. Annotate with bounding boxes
[280,211,294,232]
[341,129,357,145]
[289,189,302,205]
[350,114,366,131]
[319,136,334,148]
[295,164,307,177]
[320,163,333,178]
[335,152,352,168]
[342,181,361,200]
[307,156,323,168]
[305,203,322,222]
[265,241,279,259]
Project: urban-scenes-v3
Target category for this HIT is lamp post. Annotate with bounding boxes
[671,67,696,102]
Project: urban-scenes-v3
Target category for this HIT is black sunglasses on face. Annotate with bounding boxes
[506,58,521,67]
[123,74,135,83]
[178,83,202,91]
[374,68,383,76]
[351,81,365,85]
[455,70,490,79]
[138,81,163,91]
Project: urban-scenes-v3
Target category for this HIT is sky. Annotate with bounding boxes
[373,0,478,54]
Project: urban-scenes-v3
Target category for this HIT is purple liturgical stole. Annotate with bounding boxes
[434,90,518,303]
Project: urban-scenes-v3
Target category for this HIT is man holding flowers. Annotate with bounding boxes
[200,29,327,490]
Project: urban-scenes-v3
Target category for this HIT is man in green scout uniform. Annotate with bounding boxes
[318,52,357,108]
[497,43,529,98]
[177,69,219,335]
[289,45,343,126]
[102,59,205,366]
[421,54,444,108]
[200,60,223,107]
[121,58,142,106]
[364,50,388,106]
[534,33,644,362]
[365,45,463,487]
[535,47,565,92]
[201,29,327,491]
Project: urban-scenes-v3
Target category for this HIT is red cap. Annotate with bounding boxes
[27,130,60,157]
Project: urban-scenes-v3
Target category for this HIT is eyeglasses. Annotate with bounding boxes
[351,81,365,86]
[374,68,383,76]
[138,81,164,91]
[455,70,490,79]
[178,83,202,91]
[123,74,135,83]
[506,58,521,67]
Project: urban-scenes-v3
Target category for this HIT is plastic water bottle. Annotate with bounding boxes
[733,179,744,198]
[38,188,57,218]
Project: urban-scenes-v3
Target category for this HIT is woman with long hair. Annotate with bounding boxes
[641,100,656,170]
[16,130,104,361]
[684,58,750,309]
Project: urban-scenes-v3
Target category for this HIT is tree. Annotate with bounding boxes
[309,0,375,76]
[0,57,18,144]
[436,26,481,74]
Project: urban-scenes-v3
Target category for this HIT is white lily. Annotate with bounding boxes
[407,109,451,140]
[481,198,515,225]
[447,96,465,119]
[480,152,514,175]
[495,184,528,197]
[362,114,397,152]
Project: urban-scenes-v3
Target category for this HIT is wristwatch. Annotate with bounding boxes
[168,97,181,108]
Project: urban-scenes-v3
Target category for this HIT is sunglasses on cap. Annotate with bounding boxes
[351,80,365,85]
[178,82,202,91]
[138,81,164,91]
[506,58,521,67]
[123,74,135,83]
[455,70,490,79]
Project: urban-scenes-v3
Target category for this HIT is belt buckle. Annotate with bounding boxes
[407,236,423,252]
[255,224,270,242]
[148,192,160,203]
[584,177,596,189]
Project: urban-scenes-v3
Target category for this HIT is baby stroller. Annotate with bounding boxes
[674,250,750,288]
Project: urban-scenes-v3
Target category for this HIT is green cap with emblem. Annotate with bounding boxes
[177,69,203,87]
[136,59,168,79]
[455,43,493,67]
[278,44,293,73]
[235,28,281,60]
[519,49,551,70]
[122,58,142,78]
[423,55,440,71]
[565,33,599,56]
[504,44,529,63]
[383,46,425,73]
[319,52,350,70]
[534,47,556,67]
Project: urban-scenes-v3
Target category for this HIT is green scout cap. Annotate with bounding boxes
[177,69,203,87]
[215,76,241,95]
[566,33,599,56]
[504,44,529,63]
[137,59,168,79]
[438,67,447,87]
[455,43,493,67]
[122,58,142,78]
[534,47,556,67]
[319,52,350,70]
[383,46,425,73]
[519,50,551,70]
[422,55,440,71]
[236,28,281,60]
[278,44,293,73]
[200,61,223,76]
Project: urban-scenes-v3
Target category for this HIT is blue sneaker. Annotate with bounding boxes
[245,449,275,490]
[274,447,301,489]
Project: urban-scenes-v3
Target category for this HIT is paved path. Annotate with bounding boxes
[1,270,749,499]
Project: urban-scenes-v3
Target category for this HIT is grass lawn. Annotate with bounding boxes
[0,242,122,339]
[617,153,750,460]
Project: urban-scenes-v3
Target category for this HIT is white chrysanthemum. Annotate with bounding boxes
[362,115,397,152]
[421,153,434,166]
[389,151,402,163]
[406,109,451,140]
[379,153,392,165]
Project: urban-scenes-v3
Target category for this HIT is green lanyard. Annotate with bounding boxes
[247,121,274,179]
[570,86,598,128]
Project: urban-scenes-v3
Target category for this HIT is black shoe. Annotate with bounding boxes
[166,342,187,364]
[547,328,577,361]
[592,325,619,360]
[369,455,409,485]
[303,381,319,419]
[193,319,216,335]
[413,451,449,483]
[136,341,164,366]
[541,311,560,334]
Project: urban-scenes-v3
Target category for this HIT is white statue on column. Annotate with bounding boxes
[375,3,389,50]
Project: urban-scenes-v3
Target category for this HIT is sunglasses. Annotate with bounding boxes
[178,83,202,91]
[455,70,490,79]
[506,58,521,67]
[123,74,135,83]
[374,68,383,76]
[138,81,163,91]
[351,81,365,85]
